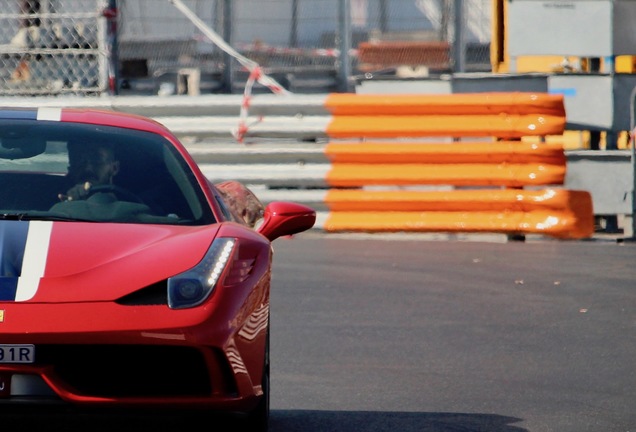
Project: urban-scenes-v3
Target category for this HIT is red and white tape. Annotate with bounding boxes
[170,0,291,142]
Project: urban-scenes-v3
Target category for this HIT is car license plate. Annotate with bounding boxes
[0,344,35,363]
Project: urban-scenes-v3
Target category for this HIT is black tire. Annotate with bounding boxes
[245,325,270,432]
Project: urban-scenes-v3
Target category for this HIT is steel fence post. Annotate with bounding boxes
[337,0,352,93]
[629,86,636,239]
[106,0,119,95]
[222,0,233,93]
[452,0,465,73]
[290,0,299,48]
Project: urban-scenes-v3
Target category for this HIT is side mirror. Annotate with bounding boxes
[257,201,316,241]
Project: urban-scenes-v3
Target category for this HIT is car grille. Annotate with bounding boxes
[35,345,218,398]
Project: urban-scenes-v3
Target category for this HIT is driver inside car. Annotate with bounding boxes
[58,141,120,202]
[49,141,147,222]
[53,141,265,228]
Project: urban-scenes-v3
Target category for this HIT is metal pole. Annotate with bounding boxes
[106,0,119,95]
[222,0,233,93]
[440,0,450,41]
[379,0,388,33]
[213,0,221,35]
[290,0,299,48]
[632,127,636,240]
[629,86,636,239]
[452,0,465,73]
[337,0,352,92]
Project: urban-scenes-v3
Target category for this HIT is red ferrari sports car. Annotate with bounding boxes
[0,107,316,431]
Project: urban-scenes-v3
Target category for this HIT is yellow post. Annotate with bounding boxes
[490,0,507,72]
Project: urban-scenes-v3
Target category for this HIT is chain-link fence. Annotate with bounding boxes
[0,0,112,96]
[1,0,492,96]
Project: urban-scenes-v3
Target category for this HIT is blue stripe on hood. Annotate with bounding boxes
[0,109,38,120]
[0,220,29,300]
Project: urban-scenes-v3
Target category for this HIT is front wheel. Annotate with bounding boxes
[245,326,270,432]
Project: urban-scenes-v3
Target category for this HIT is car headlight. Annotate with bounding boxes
[167,238,236,309]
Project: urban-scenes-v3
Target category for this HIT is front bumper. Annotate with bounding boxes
[0,300,268,412]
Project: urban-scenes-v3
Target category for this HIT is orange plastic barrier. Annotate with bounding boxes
[325,141,566,187]
[319,92,594,239]
[326,163,566,187]
[323,208,592,239]
[325,114,565,139]
[324,93,567,139]
[324,189,589,212]
[324,93,566,116]
[325,141,567,164]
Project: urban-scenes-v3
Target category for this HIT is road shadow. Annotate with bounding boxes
[0,407,527,432]
[271,410,528,432]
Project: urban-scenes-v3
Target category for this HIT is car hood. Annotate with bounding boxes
[0,220,219,303]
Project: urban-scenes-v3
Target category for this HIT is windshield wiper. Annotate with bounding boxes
[0,213,28,220]
[0,213,93,222]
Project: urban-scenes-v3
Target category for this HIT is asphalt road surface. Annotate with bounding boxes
[269,234,636,432]
[3,234,635,432]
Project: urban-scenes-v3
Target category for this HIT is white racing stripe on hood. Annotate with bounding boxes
[36,108,62,121]
[15,221,53,301]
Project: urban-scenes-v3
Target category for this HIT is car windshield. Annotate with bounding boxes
[0,119,215,225]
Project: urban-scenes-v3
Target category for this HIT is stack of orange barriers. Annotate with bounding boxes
[319,92,594,239]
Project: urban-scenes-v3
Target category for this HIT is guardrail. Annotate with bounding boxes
[307,93,593,239]
[2,92,596,239]
[188,92,594,239]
